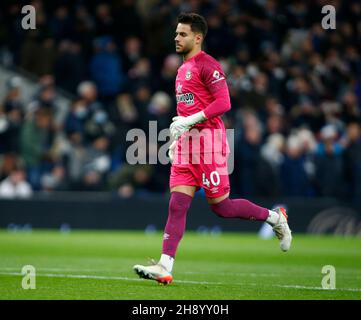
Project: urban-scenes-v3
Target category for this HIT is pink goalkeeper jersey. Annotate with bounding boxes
[175,50,230,155]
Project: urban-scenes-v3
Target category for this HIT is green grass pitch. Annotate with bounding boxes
[0,229,360,300]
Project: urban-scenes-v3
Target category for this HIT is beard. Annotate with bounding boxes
[175,43,192,55]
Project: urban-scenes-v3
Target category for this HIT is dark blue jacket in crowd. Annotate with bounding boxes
[280,155,311,196]
[90,38,123,97]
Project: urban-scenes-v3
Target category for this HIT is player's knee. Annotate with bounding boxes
[209,199,230,218]
[169,201,186,216]
[169,192,192,217]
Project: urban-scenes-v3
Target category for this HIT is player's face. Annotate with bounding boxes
[174,23,201,55]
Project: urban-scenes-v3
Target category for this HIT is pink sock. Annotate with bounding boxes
[210,198,269,221]
[162,192,193,258]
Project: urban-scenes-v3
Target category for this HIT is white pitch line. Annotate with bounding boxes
[274,284,361,292]
[0,271,360,292]
[183,271,279,277]
[0,272,143,281]
[0,272,227,286]
[0,268,319,279]
[0,267,101,272]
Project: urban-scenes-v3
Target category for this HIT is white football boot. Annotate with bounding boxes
[272,207,292,252]
[133,262,173,285]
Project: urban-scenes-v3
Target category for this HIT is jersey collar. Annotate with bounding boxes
[184,50,204,62]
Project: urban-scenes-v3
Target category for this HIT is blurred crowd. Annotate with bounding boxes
[0,0,360,201]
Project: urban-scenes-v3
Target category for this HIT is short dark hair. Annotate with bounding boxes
[177,12,208,38]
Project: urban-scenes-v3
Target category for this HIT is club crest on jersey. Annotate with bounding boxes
[185,70,192,80]
[213,70,220,79]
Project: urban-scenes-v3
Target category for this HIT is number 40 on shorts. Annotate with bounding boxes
[202,171,221,188]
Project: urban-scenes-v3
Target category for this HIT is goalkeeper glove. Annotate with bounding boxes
[169,111,206,140]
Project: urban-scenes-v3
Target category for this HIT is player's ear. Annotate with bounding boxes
[195,33,202,45]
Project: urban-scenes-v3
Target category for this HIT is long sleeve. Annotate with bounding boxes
[199,60,231,119]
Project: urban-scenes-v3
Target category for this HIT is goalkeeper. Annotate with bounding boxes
[133,12,292,285]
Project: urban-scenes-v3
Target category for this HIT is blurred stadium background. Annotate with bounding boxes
[0,0,360,236]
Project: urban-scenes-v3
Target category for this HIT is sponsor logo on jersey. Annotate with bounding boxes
[176,83,182,94]
[176,92,195,105]
[211,69,225,84]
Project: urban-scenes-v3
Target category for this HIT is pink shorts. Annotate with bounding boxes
[169,152,230,198]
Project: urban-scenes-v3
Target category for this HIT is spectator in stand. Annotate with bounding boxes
[108,134,153,198]
[60,131,87,190]
[54,40,87,94]
[19,106,55,190]
[72,5,96,57]
[342,121,361,202]
[64,99,90,137]
[340,90,360,124]
[2,77,24,113]
[114,0,144,42]
[265,113,286,137]
[108,93,139,166]
[108,163,154,199]
[146,91,173,131]
[290,101,325,133]
[127,57,153,93]
[94,3,115,38]
[261,133,284,195]
[133,85,152,131]
[0,153,24,181]
[90,36,124,105]
[243,72,269,114]
[40,164,68,192]
[84,105,116,144]
[298,128,317,193]
[157,54,182,95]
[280,134,311,196]
[81,136,111,191]
[48,5,73,42]
[236,111,274,196]
[77,81,103,112]
[0,77,24,153]
[0,167,33,199]
[314,124,345,197]
[121,36,143,74]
